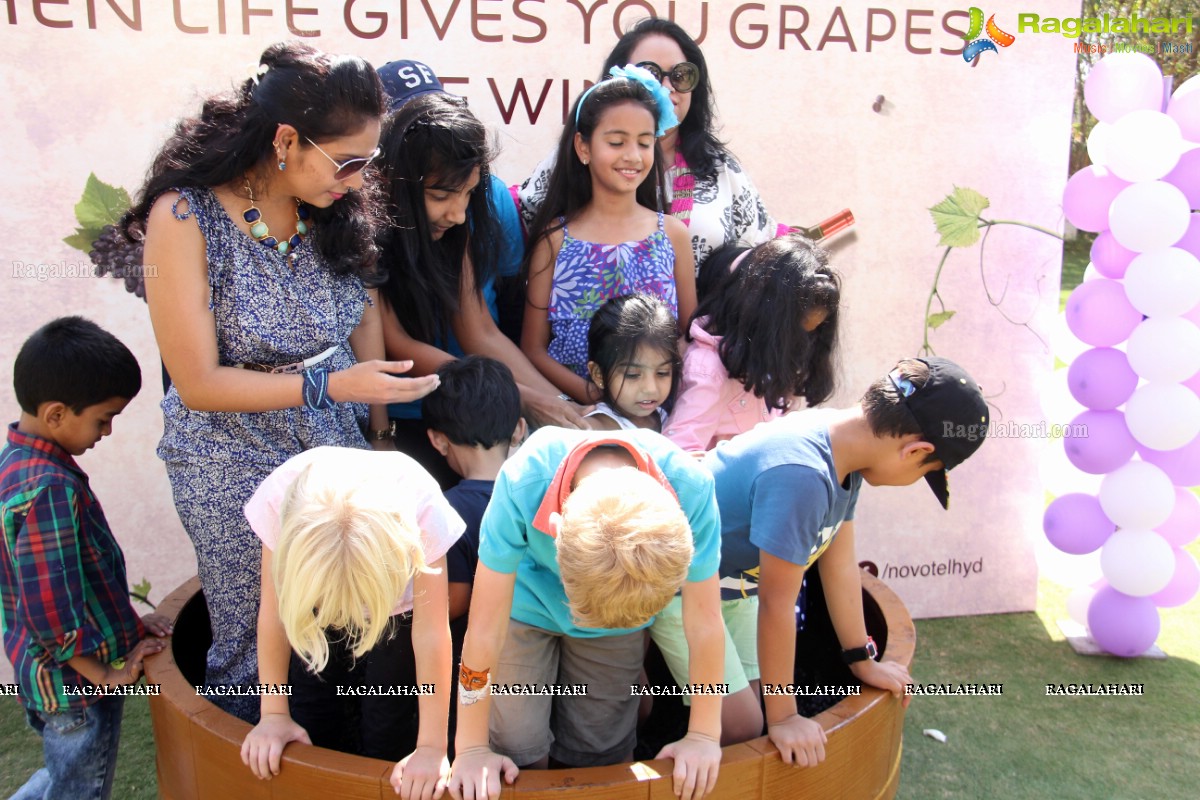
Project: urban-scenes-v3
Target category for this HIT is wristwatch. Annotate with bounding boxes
[841,636,879,665]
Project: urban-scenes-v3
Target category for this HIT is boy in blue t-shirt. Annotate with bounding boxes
[422,356,525,639]
[1,317,171,800]
[706,356,989,768]
[449,427,725,800]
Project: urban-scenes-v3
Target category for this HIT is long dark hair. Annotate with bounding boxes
[524,78,667,267]
[690,235,840,410]
[376,93,497,346]
[124,42,387,281]
[588,293,681,412]
[604,17,726,185]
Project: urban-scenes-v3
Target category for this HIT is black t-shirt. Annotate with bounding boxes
[444,479,494,585]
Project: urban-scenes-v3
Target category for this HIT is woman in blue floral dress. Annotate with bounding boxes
[125,42,438,721]
[522,68,696,403]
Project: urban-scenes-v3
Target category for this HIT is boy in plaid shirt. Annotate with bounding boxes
[2,317,171,800]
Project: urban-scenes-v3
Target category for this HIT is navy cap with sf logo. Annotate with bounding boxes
[888,357,989,509]
[377,60,445,111]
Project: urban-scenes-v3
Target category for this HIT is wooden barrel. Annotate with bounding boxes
[145,572,914,799]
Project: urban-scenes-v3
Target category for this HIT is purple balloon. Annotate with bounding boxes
[1043,494,1115,554]
[1090,231,1137,279]
[1067,348,1138,410]
[1173,213,1200,260]
[1158,487,1200,547]
[1139,433,1200,486]
[1063,409,1137,474]
[1063,167,1129,232]
[1150,548,1200,607]
[1164,148,1200,208]
[1087,586,1160,657]
[1065,279,1143,347]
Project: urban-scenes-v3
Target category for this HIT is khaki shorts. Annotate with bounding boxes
[488,620,643,766]
[648,594,758,704]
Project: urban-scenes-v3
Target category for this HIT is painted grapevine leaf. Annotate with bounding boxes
[75,173,132,231]
[929,187,990,248]
[927,310,957,329]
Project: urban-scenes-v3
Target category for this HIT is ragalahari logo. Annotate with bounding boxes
[963,7,1016,63]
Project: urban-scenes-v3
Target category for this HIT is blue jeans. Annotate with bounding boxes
[10,695,125,800]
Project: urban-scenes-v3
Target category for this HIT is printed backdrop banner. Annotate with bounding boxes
[0,0,1082,654]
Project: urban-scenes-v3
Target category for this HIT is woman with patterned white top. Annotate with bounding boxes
[518,17,782,274]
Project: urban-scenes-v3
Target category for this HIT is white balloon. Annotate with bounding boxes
[1036,537,1104,587]
[1040,440,1104,496]
[1049,312,1090,364]
[1099,460,1176,529]
[1106,111,1184,182]
[1086,121,1115,168]
[1037,370,1084,427]
[1173,74,1200,100]
[1083,262,1100,282]
[1109,181,1191,252]
[1100,529,1175,596]
[1067,584,1099,626]
[1125,318,1200,383]
[1123,248,1200,317]
[1125,382,1200,450]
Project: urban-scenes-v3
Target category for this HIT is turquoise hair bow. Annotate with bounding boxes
[574,64,680,138]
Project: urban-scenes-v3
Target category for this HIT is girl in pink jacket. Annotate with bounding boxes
[664,235,841,451]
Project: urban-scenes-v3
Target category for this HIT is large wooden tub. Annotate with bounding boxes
[145,571,914,799]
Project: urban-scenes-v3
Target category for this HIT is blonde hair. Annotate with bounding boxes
[557,467,693,629]
[272,459,432,673]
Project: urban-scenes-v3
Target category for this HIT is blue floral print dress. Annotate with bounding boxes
[546,213,678,377]
[158,187,369,721]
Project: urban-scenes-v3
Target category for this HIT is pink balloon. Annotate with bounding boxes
[1067,348,1137,410]
[1084,54,1165,123]
[1043,494,1115,554]
[1064,410,1137,474]
[1090,231,1137,279]
[1149,548,1200,607]
[1173,213,1200,260]
[1168,87,1200,141]
[1158,487,1200,547]
[1138,433,1200,486]
[1163,148,1200,207]
[1063,167,1129,232]
[1087,586,1160,657]
[1064,279,1144,346]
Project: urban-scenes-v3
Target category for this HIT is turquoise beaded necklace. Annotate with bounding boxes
[242,179,311,264]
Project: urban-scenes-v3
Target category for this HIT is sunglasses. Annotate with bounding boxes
[304,136,381,180]
[635,61,701,93]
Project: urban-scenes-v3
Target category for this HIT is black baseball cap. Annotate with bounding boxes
[377,59,444,111]
[888,357,988,509]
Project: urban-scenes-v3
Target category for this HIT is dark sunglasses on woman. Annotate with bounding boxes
[635,61,700,94]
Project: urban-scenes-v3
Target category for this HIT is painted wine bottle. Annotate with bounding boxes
[791,209,855,241]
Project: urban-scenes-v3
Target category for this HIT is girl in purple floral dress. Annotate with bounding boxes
[521,67,696,404]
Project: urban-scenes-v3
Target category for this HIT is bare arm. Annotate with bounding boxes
[654,574,723,800]
[144,193,437,412]
[378,293,456,377]
[819,522,910,695]
[348,288,391,436]
[448,563,520,800]
[241,549,312,779]
[758,551,826,767]
[666,215,698,330]
[392,557,453,800]
[454,255,591,429]
[519,233,595,403]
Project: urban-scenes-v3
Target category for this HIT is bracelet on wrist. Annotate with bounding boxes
[370,421,397,441]
[302,366,336,411]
